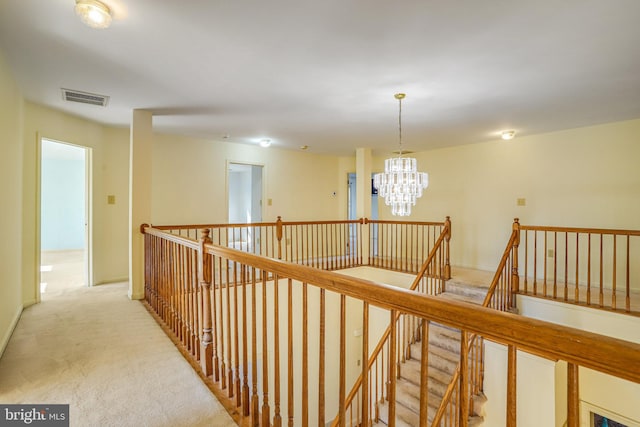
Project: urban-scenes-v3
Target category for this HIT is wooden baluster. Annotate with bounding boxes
[553,232,558,299]
[564,232,569,301]
[302,283,309,427]
[506,344,517,427]
[599,234,604,307]
[319,288,326,427]
[567,363,579,427]
[626,236,631,312]
[375,358,379,423]
[276,216,283,260]
[198,229,213,376]
[218,256,226,388]
[419,320,429,427]
[533,230,538,294]
[227,261,233,397]
[212,255,220,382]
[613,234,617,309]
[287,279,294,427]
[575,234,580,304]
[251,267,259,427]
[339,295,347,427]
[361,302,369,427]
[262,271,271,427]
[273,275,282,427]
[459,331,469,427]
[388,310,397,427]
[242,265,250,416]
[543,231,548,296]
[587,234,592,305]
[234,263,241,407]
[445,216,452,279]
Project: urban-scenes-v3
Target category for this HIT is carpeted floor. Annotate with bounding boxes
[0,254,236,426]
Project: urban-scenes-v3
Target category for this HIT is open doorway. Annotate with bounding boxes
[227,162,264,252]
[347,172,379,254]
[40,139,91,297]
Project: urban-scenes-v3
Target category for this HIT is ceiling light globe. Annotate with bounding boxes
[75,0,112,29]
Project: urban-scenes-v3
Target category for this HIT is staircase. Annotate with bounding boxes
[376,268,492,426]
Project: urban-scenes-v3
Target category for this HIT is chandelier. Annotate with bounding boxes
[373,93,429,216]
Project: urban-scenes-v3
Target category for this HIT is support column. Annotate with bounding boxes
[356,148,372,264]
[128,109,152,300]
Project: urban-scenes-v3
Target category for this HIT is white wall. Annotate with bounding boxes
[374,119,640,272]
[22,103,130,302]
[151,133,345,225]
[0,50,24,356]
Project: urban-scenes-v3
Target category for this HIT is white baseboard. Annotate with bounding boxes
[0,305,23,359]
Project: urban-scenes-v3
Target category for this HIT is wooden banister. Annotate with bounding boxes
[141,222,640,427]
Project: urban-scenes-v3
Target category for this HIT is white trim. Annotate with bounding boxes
[0,305,22,359]
[580,400,640,426]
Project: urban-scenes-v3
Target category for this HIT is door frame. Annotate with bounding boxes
[226,160,265,224]
[37,136,93,301]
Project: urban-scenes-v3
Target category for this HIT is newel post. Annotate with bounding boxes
[444,216,452,280]
[511,218,521,305]
[276,216,283,260]
[199,228,214,376]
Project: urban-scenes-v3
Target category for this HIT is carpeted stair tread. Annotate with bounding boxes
[439,291,486,305]
[401,358,454,388]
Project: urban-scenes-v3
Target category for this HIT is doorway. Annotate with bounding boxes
[347,173,379,254]
[39,139,91,297]
[227,162,264,252]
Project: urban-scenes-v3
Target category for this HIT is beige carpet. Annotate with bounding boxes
[0,276,236,426]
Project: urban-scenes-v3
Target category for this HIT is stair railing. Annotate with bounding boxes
[431,219,521,426]
[141,221,640,427]
[515,221,640,314]
[331,218,451,427]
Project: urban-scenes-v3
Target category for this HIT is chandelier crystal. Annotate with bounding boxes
[373,93,429,216]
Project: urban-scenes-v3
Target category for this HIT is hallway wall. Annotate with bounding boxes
[0,50,24,356]
[21,103,130,304]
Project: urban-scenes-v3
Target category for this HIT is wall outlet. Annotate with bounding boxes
[107,195,116,205]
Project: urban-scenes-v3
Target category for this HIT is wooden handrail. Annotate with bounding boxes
[145,224,640,381]
[520,224,640,235]
[482,228,518,307]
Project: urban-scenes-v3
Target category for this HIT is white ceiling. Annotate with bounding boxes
[1,0,639,156]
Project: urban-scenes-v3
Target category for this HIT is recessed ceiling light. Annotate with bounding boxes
[75,0,112,29]
[259,139,272,148]
[501,130,516,140]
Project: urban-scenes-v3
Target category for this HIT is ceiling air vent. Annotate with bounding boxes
[61,88,109,107]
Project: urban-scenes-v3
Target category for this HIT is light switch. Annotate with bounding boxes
[107,195,116,205]
[517,198,526,206]
[267,198,273,206]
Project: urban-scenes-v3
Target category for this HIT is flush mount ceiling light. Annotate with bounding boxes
[501,130,516,140]
[75,0,112,29]
[259,139,272,148]
[373,93,429,217]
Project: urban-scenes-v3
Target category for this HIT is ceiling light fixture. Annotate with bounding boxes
[259,139,272,148]
[75,0,113,29]
[373,93,429,216]
[501,130,516,140]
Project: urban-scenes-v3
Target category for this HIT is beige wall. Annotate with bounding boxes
[22,103,130,304]
[0,51,24,356]
[375,119,640,271]
[151,133,345,225]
